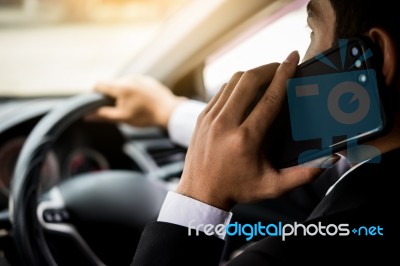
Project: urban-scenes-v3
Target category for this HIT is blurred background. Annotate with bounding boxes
[0,0,309,98]
[0,0,191,96]
[0,0,189,24]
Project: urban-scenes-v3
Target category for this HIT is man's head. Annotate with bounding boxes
[329,0,400,48]
[306,0,400,59]
[304,0,400,154]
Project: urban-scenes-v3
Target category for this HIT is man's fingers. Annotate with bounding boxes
[202,83,226,114]
[221,63,280,124]
[261,165,323,198]
[279,165,323,191]
[208,71,244,117]
[94,82,118,98]
[95,106,125,121]
[262,153,340,197]
[244,51,299,138]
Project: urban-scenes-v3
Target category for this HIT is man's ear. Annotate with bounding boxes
[367,28,398,86]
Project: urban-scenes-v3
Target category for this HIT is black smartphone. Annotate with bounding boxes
[263,36,393,169]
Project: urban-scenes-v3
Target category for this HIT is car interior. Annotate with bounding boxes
[0,0,310,265]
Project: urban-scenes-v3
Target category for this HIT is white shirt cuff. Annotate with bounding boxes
[157,191,232,239]
[167,100,206,147]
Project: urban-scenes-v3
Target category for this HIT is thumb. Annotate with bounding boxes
[278,166,323,193]
[95,106,125,121]
[275,155,340,195]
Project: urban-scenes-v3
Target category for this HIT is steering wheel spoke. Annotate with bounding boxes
[9,93,170,265]
[37,188,105,266]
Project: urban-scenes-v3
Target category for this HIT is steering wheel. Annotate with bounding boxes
[9,93,169,266]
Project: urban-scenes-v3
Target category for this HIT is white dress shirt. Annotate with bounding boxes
[167,100,206,147]
[158,191,232,239]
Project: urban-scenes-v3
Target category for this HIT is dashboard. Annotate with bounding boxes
[0,97,186,210]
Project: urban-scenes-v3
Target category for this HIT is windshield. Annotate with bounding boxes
[0,0,190,97]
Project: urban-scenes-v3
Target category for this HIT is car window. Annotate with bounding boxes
[203,2,309,100]
[0,0,192,97]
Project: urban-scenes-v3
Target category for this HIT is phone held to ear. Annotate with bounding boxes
[263,36,394,169]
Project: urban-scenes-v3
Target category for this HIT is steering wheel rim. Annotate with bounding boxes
[10,92,114,265]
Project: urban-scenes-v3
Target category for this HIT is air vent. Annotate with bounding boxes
[147,145,186,167]
[123,139,187,174]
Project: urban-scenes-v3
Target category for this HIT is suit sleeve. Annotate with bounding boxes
[131,221,225,266]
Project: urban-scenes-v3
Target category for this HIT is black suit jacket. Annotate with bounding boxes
[132,149,400,265]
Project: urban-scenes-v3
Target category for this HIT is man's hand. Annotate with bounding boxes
[94,75,186,128]
[176,51,327,211]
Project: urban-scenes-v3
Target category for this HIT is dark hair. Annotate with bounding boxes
[329,0,399,115]
[329,0,400,47]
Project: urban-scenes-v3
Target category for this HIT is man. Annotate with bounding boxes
[97,0,399,264]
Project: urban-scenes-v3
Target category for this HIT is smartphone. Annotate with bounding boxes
[262,36,393,169]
